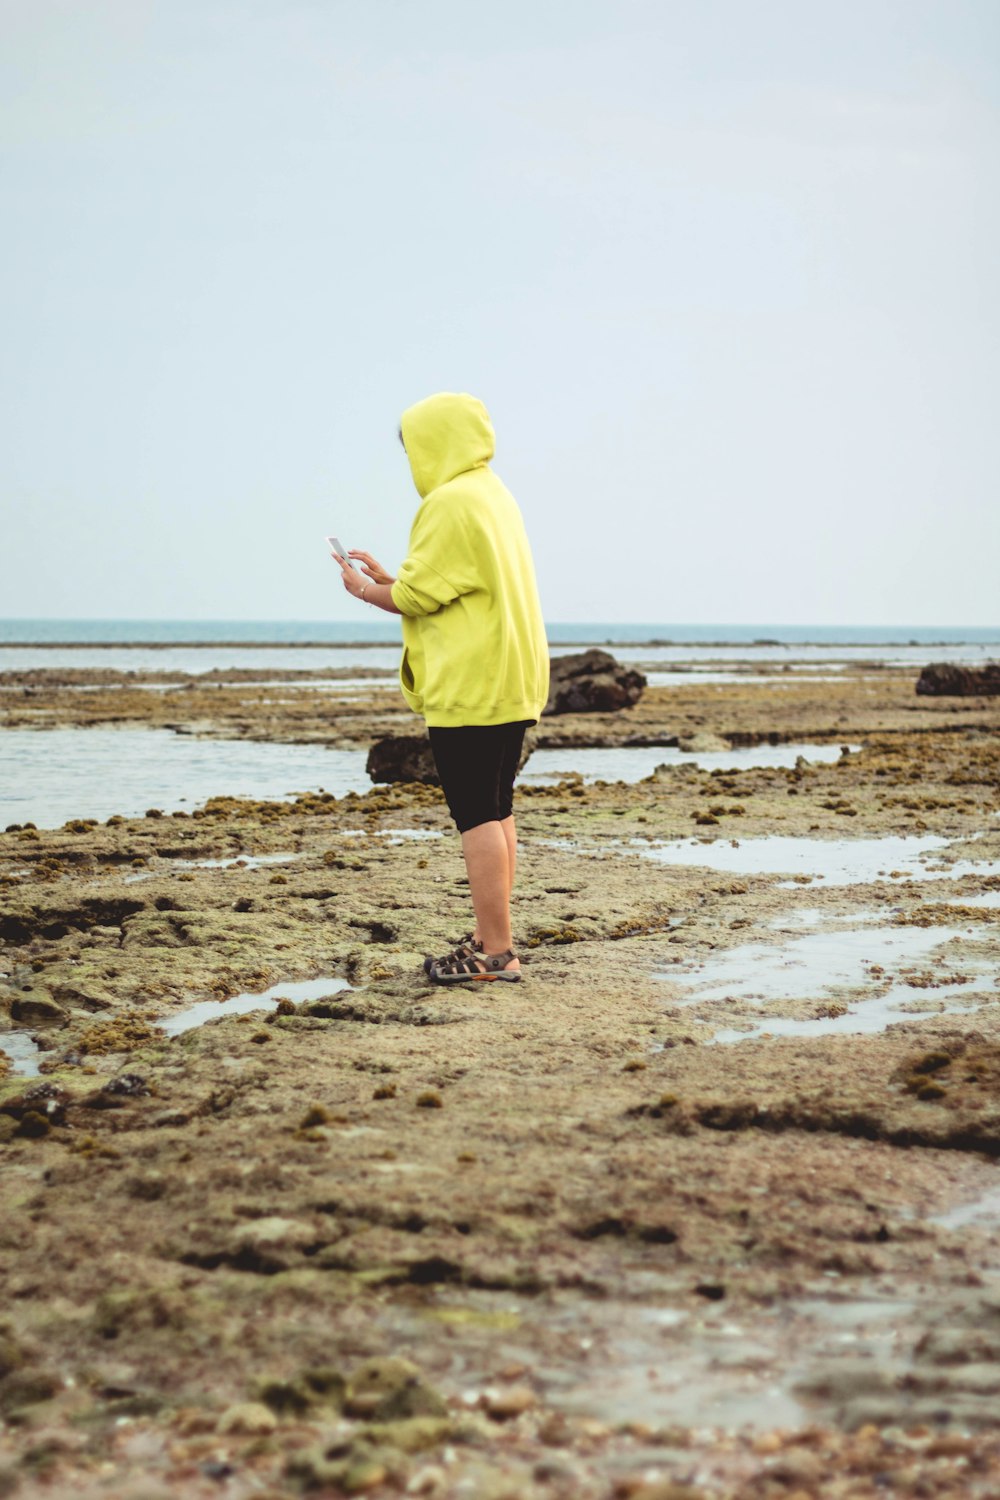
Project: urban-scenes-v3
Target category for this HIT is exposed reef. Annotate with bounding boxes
[0,664,999,1497]
[916,661,1000,697]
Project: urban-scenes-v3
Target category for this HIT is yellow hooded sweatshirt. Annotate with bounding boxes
[390,393,550,729]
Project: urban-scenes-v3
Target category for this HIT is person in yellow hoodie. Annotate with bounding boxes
[332,392,549,984]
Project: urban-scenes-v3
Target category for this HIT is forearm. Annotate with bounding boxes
[360,581,401,615]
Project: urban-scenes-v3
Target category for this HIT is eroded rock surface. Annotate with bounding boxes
[544,648,646,715]
[1,665,999,1497]
[916,661,1000,696]
[367,733,439,785]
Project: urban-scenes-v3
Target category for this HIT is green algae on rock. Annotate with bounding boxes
[0,663,999,1497]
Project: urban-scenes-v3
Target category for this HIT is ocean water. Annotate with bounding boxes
[0,728,372,827]
[1,619,997,826]
[2,641,997,675]
[0,645,405,673]
[2,619,998,646]
[0,731,858,828]
[1,620,997,675]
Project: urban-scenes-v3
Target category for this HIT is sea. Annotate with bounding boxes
[2,619,998,647]
[1,621,997,828]
[1,620,998,675]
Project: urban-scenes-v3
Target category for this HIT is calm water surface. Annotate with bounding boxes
[2,641,998,674]
[2,729,864,828]
[0,728,371,827]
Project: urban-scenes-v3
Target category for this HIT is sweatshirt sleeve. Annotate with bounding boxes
[390,556,460,617]
[389,496,465,617]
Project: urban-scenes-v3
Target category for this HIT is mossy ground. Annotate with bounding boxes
[1,666,999,1497]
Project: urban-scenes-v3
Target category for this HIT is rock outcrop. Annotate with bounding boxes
[366,735,440,786]
[544,649,646,716]
[677,732,730,753]
[916,663,1000,698]
[367,732,534,786]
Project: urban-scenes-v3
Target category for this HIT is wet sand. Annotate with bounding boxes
[1,665,1000,1498]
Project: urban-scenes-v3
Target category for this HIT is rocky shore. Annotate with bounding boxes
[1,662,999,1498]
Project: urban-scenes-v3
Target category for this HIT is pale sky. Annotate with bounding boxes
[2,0,997,626]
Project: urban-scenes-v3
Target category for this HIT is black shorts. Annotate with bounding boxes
[428,721,533,833]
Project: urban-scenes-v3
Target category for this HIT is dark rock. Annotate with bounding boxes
[258,1375,320,1417]
[9,993,67,1028]
[1,1082,70,1127]
[0,1332,26,1382]
[544,649,646,715]
[367,735,439,786]
[916,663,1000,697]
[343,1357,447,1421]
[200,1462,236,1482]
[0,1368,61,1414]
[124,1171,168,1201]
[101,1072,149,1098]
[79,1073,150,1110]
[367,731,533,785]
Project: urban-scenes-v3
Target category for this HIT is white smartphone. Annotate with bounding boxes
[326,535,357,569]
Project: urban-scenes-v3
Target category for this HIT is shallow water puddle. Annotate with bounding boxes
[644,671,855,687]
[125,676,396,694]
[0,1030,42,1077]
[535,1310,805,1431]
[785,1292,915,1367]
[179,851,302,870]
[0,726,372,828]
[707,988,981,1045]
[338,827,444,844]
[376,828,443,843]
[404,1289,807,1433]
[767,907,882,930]
[158,975,351,1037]
[385,828,443,840]
[643,832,1000,887]
[676,925,963,1001]
[519,742,858,786]
[1,677,393,696]
[931,1183,1000,1232]
[662,920,997,1043]
[402,1283,949,1434]
[124,851,303,883]
[0,645,405,674]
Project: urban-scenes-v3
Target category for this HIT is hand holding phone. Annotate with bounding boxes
[326,535,357,569]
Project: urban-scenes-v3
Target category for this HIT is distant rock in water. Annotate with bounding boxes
[544,649,646,716]
[367,735,439,786]
[676,731,730,753]
[916,663,1000,698]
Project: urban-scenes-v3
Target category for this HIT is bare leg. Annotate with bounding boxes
[472,815,516,945]
[501,814,517,902]
[461,820,520,970]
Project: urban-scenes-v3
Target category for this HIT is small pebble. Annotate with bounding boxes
[481,1384,536,1420]
[406,1466,446,1494]
[342,1461,388,1493]
[216,1401,278,1436]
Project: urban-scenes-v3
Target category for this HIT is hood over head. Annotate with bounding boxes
[399,392,495,498]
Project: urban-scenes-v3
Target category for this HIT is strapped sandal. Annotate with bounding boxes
[423,935,482,975]
[429,948,522,985]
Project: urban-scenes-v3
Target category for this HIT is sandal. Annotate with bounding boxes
[423,936,482,975]
[429,948,522,984]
